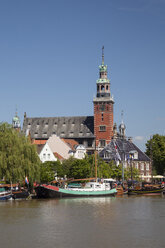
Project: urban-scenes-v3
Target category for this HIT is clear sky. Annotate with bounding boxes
[0,0,165,151]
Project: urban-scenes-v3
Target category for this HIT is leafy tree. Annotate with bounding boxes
[97,158,114,178]
[146,134,165,175]
[40,160,64,183]
[67,159,91,179]
[40,162,55,183]
[124,166,140,181]
[62,157,76,178]
[0,123,40,184]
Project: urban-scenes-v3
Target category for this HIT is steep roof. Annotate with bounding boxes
[99,138,150,162]
[23,116,94,140]
[36,144,45,154]
[62,139,79,151]
[53,152,64,161]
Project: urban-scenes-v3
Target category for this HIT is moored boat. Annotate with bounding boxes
[12,189,30,200]
[0,186,12,200]
[128,184,164,195]
[0,184,30,200]
[35,181,117,198]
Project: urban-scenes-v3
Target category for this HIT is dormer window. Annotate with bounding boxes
[79,131,83,136]
[34,132,38,138]
[129,150,138,160]
[61,132,65,137]
[70,132,74,137]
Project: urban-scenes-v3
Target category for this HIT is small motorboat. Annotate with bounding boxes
[0,186,12,200]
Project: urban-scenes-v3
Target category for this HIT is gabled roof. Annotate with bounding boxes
[99,138,150,162]
[36,144,45,154]
[23,116,94,140]
[53,152,64,161]
[33,139,47,145]
[62,139,79,151]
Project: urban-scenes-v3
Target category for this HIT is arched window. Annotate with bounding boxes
[101,85,105,91]
[97,85,99,91]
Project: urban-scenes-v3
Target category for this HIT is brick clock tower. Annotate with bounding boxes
[93,47,114,149]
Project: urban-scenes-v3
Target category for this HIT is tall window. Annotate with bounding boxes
[99,125,106,132]
[146,163,149,171]
[99,140,106,147]
[141,163,144,170]
[101,113,104,121]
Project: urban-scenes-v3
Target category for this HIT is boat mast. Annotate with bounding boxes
[95,149,97,182]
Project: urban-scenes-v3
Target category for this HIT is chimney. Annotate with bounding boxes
[128,137,133,143]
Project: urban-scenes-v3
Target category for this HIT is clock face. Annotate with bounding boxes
[100,105,105,111]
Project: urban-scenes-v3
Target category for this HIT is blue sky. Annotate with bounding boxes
[0,0,165,151]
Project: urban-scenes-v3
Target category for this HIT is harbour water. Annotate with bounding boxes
[0,195,165,248]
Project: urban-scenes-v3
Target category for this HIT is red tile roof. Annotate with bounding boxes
[62,139,78,151]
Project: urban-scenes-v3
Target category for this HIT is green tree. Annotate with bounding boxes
[40,160,64,183]
[124,167,140,181]
[97,158,114,178]
[146,134,165,175]
[40,162,55,183]
[67,159,91,179]
[0,123,40,184]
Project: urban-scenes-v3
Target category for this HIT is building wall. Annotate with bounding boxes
[39,143,57,163]
[94,102,113,147]
[126,161,152,182]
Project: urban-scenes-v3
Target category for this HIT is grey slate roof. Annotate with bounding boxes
[99,138,150,162]
[23,116,94,140]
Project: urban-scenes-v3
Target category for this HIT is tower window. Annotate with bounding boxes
[99,125,106,132]
[100,105,105,111]
[97,85,99,91]
[101,85,105,91]
[106,85,109,90]
[101,113,104,121]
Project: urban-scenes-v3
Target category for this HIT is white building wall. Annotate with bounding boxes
[39,143,57,163]
[74,145,86,159]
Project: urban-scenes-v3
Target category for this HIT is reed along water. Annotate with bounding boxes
[0,195,165,248]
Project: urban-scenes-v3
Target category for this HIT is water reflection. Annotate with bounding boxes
[0,196,165,248]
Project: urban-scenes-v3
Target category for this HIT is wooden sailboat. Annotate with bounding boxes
[35,151,117,198]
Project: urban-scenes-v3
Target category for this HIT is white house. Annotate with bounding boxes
[74,145,86,159]
[39,142,57,163]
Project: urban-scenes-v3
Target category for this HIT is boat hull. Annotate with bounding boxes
[128,187,164,195]
[0,193,12,200]
[12,190,30,200]
[35,185,117,198]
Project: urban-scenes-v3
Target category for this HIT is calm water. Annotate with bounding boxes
[0,195,165,248]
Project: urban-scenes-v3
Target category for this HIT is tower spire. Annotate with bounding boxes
[102,46,104,65]
[121,110,124,124]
